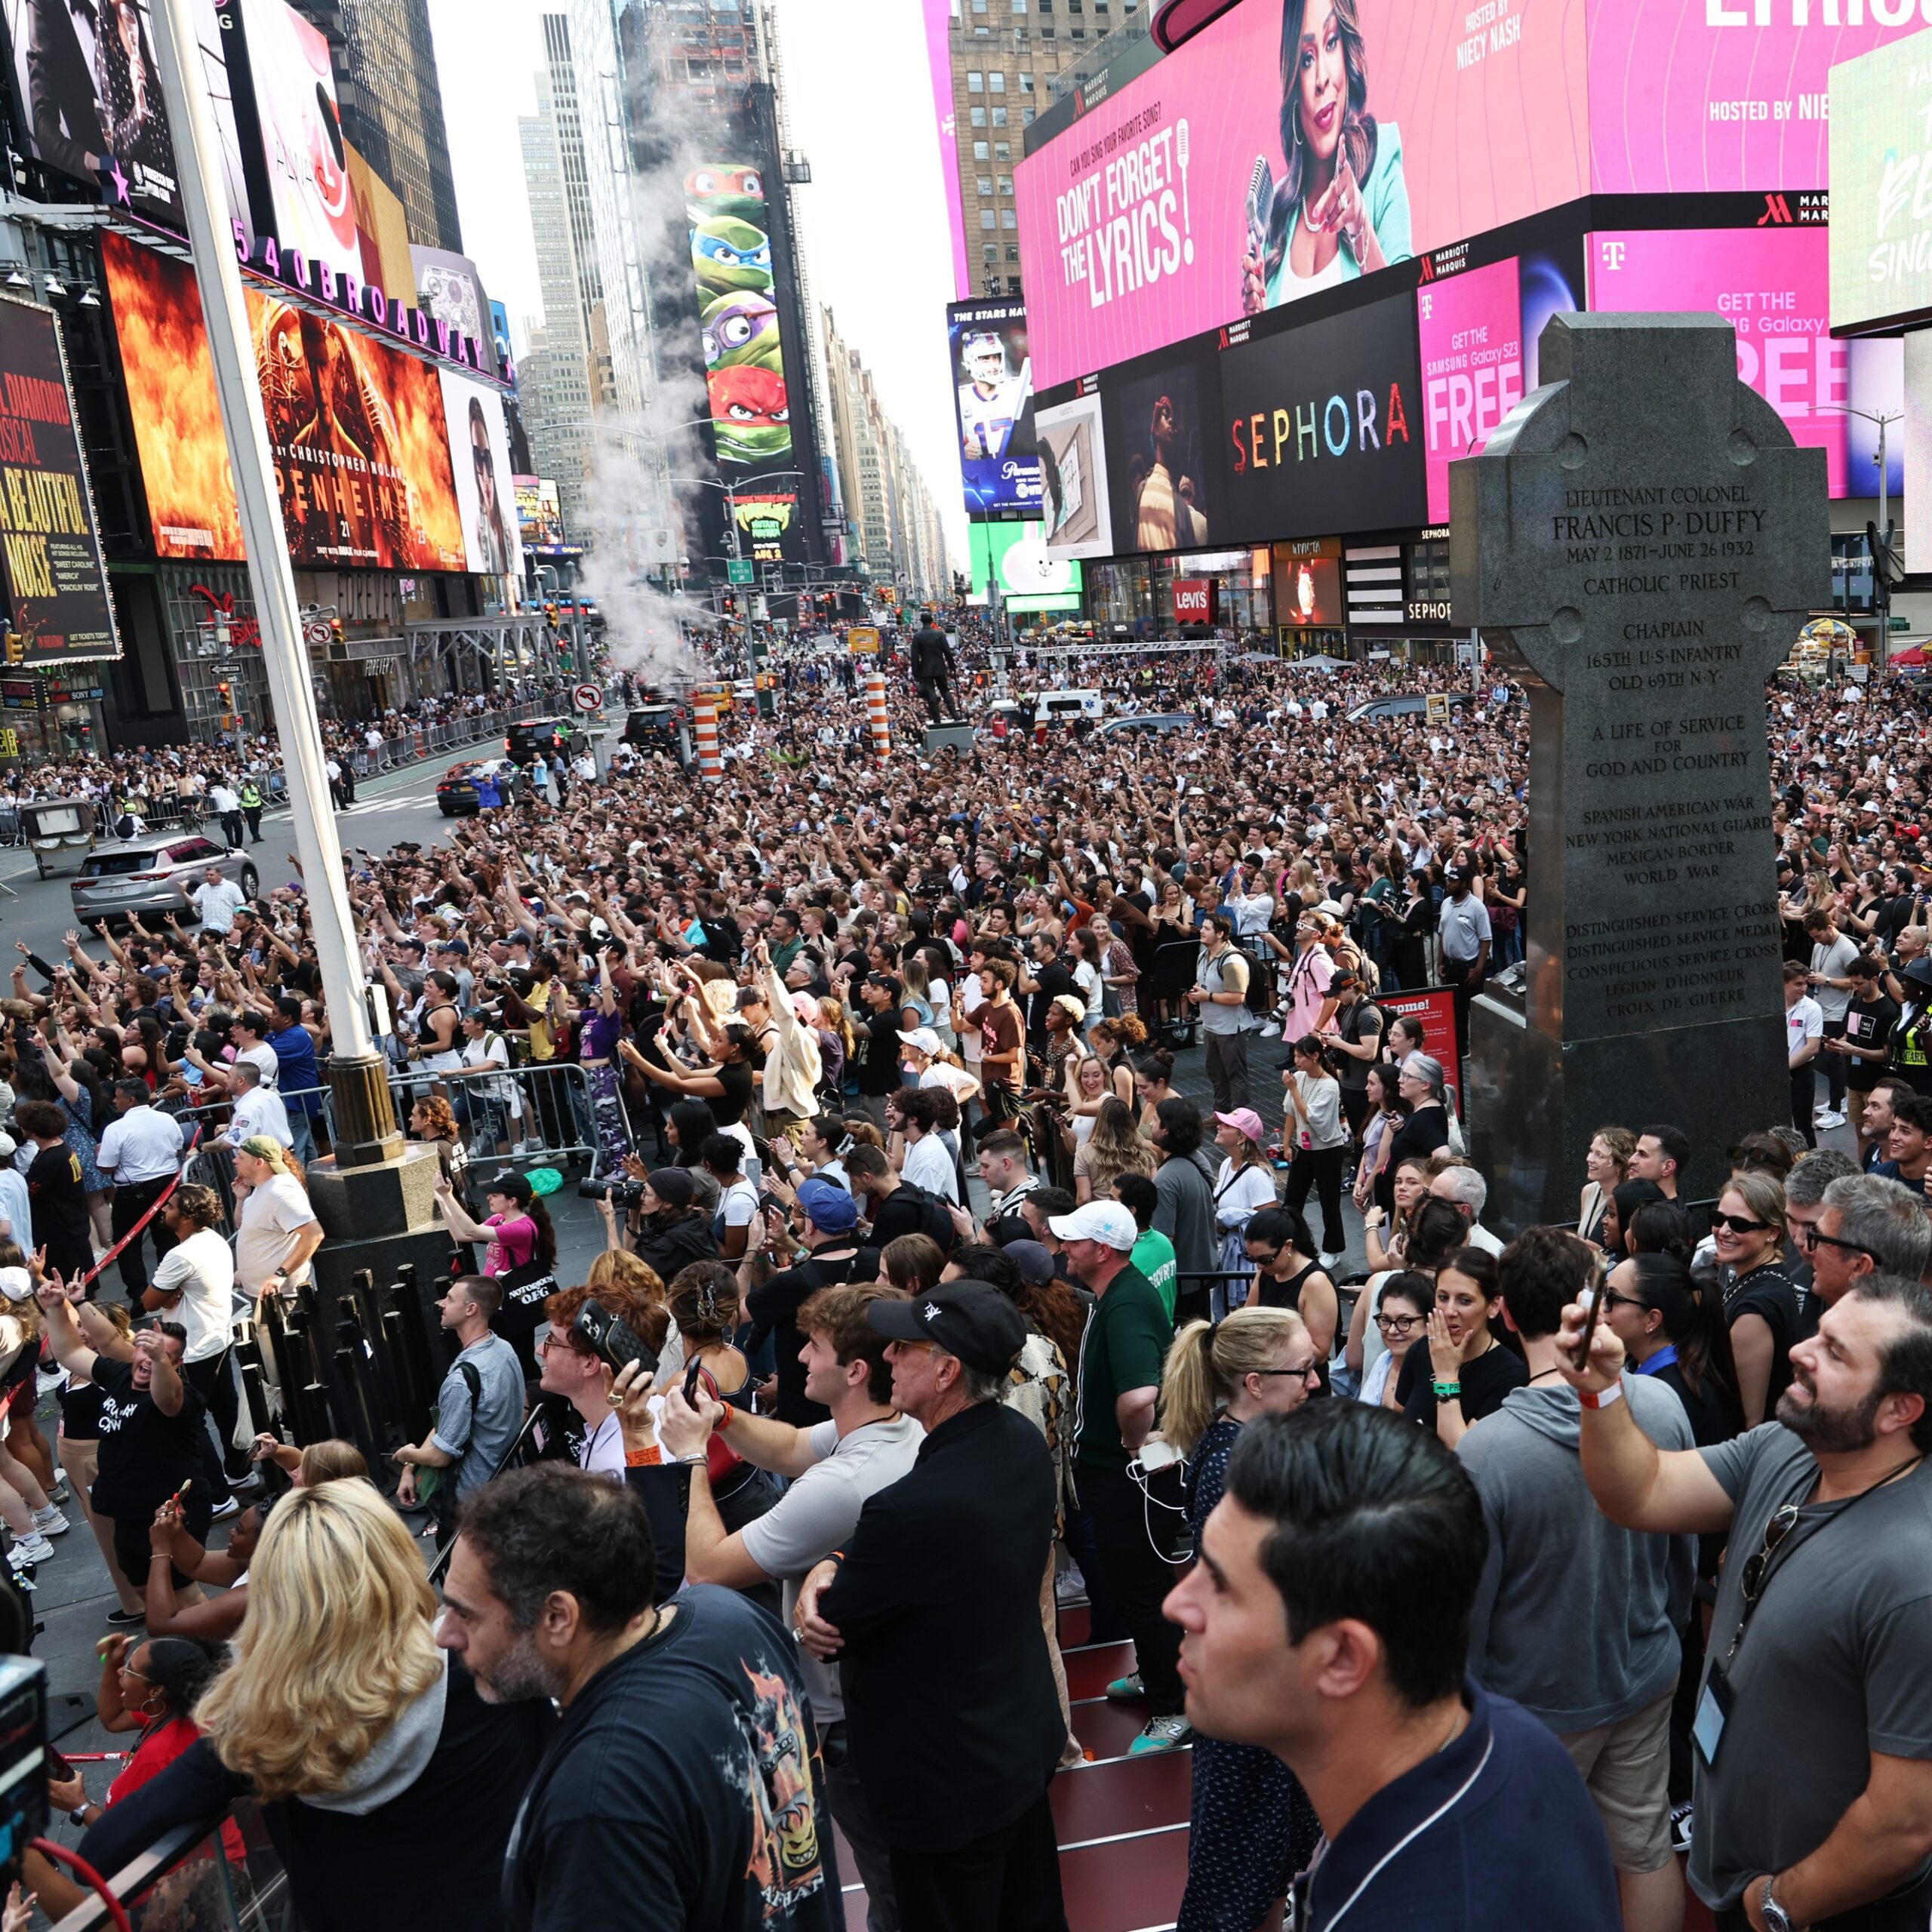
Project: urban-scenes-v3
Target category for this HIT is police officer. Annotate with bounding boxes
[237,774,264,843]
[1887,955,1932,1096]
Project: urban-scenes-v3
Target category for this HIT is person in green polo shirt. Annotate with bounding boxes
[1115,1172,1177,1321]
[1055,1198,1186,1755]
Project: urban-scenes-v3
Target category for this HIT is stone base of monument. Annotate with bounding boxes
[306,1143,452,1355]
[1467,988,1789,1238]
[923,721,976,755]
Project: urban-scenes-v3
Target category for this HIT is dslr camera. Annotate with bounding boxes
[578,1177,645,1210]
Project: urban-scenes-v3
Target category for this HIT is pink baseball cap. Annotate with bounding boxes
[1214,1108,1266,1143]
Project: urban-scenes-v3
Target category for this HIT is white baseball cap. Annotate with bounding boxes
[1048,1201,1138,1251]
[896,1027,943,1056]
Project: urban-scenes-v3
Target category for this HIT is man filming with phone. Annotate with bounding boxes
[657,1282,921,1930]
[1560,1272,1932,1932]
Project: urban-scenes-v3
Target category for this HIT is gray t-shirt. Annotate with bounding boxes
[1154,1151,1217,1277]
[431,1332,525,1497]
[1690,1423,1932,1910]
[737,1414,924,1723]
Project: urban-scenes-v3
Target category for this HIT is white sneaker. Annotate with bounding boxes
[1817,1111,1847,1130]
[8,1534,54,1568]
[1259,1023,1281,1038]
[1320,1251,1346,1272]
[31,1507,68,1536]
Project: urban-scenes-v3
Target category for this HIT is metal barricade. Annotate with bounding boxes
[337,1059,615,1175]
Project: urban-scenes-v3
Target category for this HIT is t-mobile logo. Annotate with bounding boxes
[1598,240,1626,272]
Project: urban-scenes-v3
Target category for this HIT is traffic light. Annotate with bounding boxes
[329,617,345,647]
[3,633,21,666]
[543,601,560,632]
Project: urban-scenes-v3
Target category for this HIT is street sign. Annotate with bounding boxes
[572,684,603,714]
[727,559,755,586]
[848,628,881,655]
[302,619,333,649]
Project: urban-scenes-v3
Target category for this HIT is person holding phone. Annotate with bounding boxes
[536,1284,670,1478]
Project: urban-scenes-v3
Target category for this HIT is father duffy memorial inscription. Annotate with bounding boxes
[1451,313,1827,1234]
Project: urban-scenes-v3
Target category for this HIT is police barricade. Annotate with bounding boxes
[341,1059,614,1176]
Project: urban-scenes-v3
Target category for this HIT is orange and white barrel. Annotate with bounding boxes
[864,672,891,759]
[694,691,723,783]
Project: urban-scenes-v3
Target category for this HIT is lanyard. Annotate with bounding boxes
[1727,1455,1923,1663]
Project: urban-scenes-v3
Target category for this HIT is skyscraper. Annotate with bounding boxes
[944,0,1147,297]
[292,0,463,251]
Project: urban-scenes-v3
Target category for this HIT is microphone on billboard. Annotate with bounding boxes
[1244,156,1273,280]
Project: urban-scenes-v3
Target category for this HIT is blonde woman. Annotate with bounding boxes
[81,1479,551,1930]
[1160,1307,1322,1932]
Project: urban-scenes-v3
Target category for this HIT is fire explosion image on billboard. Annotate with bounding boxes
[100,229,244,560]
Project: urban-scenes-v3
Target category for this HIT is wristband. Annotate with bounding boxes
[713,1404,734,1431]
[1432,1380,1462,1399]
[676,1453,708,1467]
[1577,1380,1624,1411]
[624,1444,661,1468]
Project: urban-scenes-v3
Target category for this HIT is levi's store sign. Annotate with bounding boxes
[1219,291,1426,543]
[1172,577,1214,622]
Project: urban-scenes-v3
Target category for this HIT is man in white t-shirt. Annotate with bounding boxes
[232,1139,322,1300]
[146,1183,245,1488]
[223,1061,291,1150]
[1786,961,1826,1149]
[893,1088,959,1205]
[656,1280,922,1922]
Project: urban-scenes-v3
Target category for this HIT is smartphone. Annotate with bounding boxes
[1570,1258,1610,1371]
[683,1357,706,1411]
[571,1298,659,1379]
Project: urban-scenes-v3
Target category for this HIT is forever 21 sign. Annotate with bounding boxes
[1219,288,1427,545]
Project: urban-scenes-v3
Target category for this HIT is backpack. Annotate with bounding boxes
[894,1181,961,1256]
[417,1359,482,1537]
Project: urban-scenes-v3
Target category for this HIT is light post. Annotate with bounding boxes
[146,0,400,1168]
[1820,402,1903,664]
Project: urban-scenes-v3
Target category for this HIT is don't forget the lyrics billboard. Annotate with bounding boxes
[1017,0,1932,390]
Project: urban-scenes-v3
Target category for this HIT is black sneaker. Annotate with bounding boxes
[105,1607,145,1628]
[1669,1802,1694,1854]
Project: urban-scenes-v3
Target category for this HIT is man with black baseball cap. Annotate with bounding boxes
[795,1281,1066,1931]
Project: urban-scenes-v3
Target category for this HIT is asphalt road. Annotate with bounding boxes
[1,756,468,968]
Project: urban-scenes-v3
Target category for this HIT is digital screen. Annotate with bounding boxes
[971,518,1084,611]
[686,157,805,564]
[1014,0,1589,389]
[441,371,522,579]
[102,229,469,569]
[1417,255,1522,525]
[415,249,496,377]
[1275,540,1343,626]
[227,0,361,281]
[1106,352,1220,557]
[1829,33,1932,335]
[1217,286,1426,543]
[0,300,116,663]
[1589,0,1927,198]
[1035,392,1114,559]
[515,475,571,555]
[1587,226,1853,497]
[3,0,246,232]
[946,299,1041,517]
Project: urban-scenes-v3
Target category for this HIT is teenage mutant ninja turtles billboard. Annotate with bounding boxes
[688,159,802,566]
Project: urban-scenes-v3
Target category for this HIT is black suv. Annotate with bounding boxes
[504,718,572,764]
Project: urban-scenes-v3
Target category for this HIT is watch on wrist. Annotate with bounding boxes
[1760,1875,1795,1932]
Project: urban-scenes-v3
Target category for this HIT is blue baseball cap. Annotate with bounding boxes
[796,1176,858,1234]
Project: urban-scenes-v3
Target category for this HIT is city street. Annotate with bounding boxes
[0,758,472,967]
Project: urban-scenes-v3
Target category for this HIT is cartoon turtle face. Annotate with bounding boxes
[702,292,781,371]
[685,162,767,224]
[709,365,792,466]
[693,217,773,295]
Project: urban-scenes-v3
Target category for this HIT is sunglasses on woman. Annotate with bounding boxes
[1712,1213,1771,1235]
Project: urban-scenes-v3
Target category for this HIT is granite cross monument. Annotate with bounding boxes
[1451,313,1829,1234]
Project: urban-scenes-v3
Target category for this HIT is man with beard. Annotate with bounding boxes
[1561,1275,1932,1932]
[439,1463,838,1932]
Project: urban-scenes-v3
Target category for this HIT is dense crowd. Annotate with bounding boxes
[0,617,1927,1931]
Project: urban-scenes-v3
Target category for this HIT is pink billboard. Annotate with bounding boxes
[1014,0,1588,389]
[1417,255,1523,524]
[924,0,972,302]
[1586,1,1930,198]
[1587,226,1852,495]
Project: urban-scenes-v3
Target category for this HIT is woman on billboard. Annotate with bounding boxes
[1240,0,1413,313]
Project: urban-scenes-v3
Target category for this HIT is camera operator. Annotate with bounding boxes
[441,1462,838,1932]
